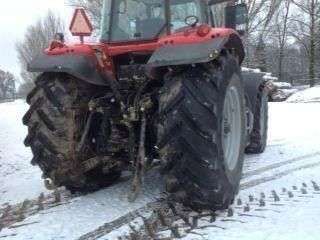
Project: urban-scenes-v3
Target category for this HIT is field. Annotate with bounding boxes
[1,95,320,240]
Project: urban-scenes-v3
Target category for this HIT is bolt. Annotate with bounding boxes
[293,186,298,190]
[302,183,308,188]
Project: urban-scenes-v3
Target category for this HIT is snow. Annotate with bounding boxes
[287,86,320,103]
[272,82,292,89]
[1,100,320,239]
[182,165,320,240]
[0,100,50,206]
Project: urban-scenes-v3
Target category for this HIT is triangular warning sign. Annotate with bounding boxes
[69,8,93,36]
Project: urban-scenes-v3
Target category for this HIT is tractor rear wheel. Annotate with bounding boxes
[23,73,121,192]
[158,54,246,210]
[246,86,268,154]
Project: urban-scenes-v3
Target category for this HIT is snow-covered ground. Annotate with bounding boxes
[0,100,50,206]
[1,99,320,240]
[287,86,320,103]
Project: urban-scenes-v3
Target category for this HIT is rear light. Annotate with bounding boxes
[197,25,211,37]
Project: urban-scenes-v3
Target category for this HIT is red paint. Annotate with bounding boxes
[44,26,239,79]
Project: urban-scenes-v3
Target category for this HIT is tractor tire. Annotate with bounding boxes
[245,85,268,154]
[158,54,246,210]
[23,73,121,192]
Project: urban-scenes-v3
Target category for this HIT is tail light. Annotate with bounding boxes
[197,25,211,37]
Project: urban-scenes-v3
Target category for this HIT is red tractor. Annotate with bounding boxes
[23,0,269,210]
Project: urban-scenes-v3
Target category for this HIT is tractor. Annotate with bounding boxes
[23,0,269,210]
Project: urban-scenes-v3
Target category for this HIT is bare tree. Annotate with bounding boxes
[242,0,282,69]
[271,0,292,80]
[16,11,65,95]
[0,70,16,100]
[289,0,320,87]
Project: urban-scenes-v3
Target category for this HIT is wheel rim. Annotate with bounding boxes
[222,84,242,171]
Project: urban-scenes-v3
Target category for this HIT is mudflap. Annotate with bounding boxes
[28,53,109,86]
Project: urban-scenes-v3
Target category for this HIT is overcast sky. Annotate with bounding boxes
[0,0,73,80]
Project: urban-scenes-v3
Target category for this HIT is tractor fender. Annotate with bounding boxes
[241,71,267,115]
[147,33,244,68]
[28,53,109,86]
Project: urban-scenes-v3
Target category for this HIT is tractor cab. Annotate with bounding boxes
[100,0,248,43]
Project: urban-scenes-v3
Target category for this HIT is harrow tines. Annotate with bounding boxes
[259,199,266,207]
[244,204,250,212]
[1,205,12,219]
[179,213,191,226]
[167,202,178,216]
[37,193,45,211]
[272,190,280,202]
[288,191,294,198]
[144,220,156,239]
[54,189,61,203]
[301,188,308,195]
[210,212,216,223]
[227,208,234,217]
[157,209,168,227]
[191,216,199,229]
[170,225,181,238]
[311,181,320,191]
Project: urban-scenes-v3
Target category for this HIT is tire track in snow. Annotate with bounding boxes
[1,152,319,236]
[241,160,320,190]
[77,155,320,240]
[242,152,320,179]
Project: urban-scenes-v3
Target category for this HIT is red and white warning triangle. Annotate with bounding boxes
[69,8,93,36]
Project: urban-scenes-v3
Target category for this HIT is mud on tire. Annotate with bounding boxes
[23,73,120,192]
[158,54,246,210]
